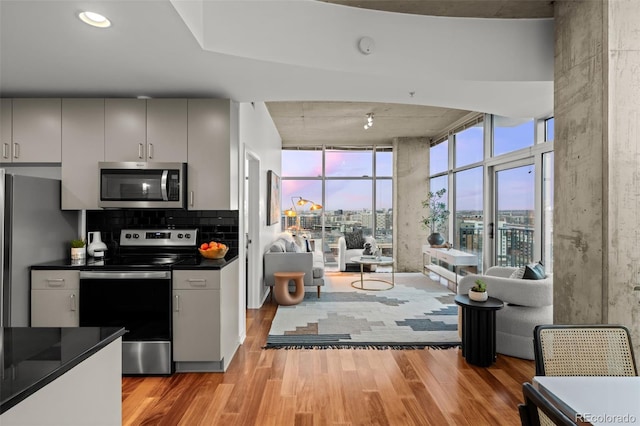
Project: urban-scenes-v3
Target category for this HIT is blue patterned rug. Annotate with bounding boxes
[265,272,461,349]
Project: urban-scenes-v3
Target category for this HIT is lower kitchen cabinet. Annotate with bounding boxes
[172,259,239,372]
[31,270,79,327]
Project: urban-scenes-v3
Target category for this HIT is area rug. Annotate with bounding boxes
[265,272,461,349]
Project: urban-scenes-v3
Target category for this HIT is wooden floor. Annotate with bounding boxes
[122,300,535,425]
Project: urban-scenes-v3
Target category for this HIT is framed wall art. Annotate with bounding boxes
[267,170,281,225]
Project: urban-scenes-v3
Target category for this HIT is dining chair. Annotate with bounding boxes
[518,382,576,426]
[533,324,638,376]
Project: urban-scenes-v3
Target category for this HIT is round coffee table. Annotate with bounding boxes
[349,256,395,291]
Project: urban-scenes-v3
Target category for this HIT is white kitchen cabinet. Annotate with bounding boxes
[172,259,239,372]
[187,99,240,210]
[0,336,122,426]
[61,99,105,210]
[105,98,187,163]
[146,99,187,162]
[1,98,62,164]
[0,99,11,161]
[31,270,80,327]
[105,99,146,162]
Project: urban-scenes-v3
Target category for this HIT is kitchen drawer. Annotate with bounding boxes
[172,270,221,290]
[32,270,80,290]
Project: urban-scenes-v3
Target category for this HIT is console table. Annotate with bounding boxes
[422,245,477,292]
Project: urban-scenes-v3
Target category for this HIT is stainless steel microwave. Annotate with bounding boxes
[98,162,186,209]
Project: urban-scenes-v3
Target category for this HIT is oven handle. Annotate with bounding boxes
[79,271,171,280]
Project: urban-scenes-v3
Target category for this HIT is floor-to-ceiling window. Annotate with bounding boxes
[542,152,554,270]
[455,166,484,270]
[494,163,535,266]
[429,114,553,272]
[429,139,449,239]
[453,121,485,269]
[281,146,393,265]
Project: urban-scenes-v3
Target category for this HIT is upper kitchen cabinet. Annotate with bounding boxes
[61,99,105,210]
[1,98,62,164]
[187,99,240,211]
[147,99,188,162]
[0,99,10,161]
[105,99,187,163]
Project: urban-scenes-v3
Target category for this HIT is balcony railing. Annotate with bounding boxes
[458,226,534,267]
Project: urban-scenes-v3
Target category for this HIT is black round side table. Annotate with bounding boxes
[454,294,504,367]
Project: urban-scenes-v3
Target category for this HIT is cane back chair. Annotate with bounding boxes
[533,324,638,377]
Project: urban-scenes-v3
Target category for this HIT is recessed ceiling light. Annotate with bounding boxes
[78,11,111,28]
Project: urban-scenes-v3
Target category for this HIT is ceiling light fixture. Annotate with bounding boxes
[363,113,374,130]
[78,11,111,28]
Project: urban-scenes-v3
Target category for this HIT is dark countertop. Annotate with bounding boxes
[30,253,239,271]
[1,326,126,414]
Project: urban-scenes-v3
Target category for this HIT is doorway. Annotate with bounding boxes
[492,160,536,267]
[244,150,262,309]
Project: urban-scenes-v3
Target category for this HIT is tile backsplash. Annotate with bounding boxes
[86,209,239,254]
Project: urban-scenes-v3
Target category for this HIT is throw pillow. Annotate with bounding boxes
[509,266,526,279]
[523,261,546,280]
[344,230,365,250]
[285,240,302,253]
[294,235,305,250]
[269,240,286,253]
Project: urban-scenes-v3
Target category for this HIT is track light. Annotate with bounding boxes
[364,113,374,130]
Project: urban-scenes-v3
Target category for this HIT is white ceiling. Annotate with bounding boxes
[0,0,554,146]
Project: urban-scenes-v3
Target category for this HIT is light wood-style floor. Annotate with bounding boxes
[122,299,534,426]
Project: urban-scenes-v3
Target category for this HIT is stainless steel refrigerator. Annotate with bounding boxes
[1,169,78,326]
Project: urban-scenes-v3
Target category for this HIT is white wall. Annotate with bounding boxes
[238,102,282,309]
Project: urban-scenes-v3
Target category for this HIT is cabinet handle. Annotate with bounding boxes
[138,143,144,159]
[190,191,194,207]
[187,278,206,287]
[174,294,180,312]
[2,143,8,159]
[13,143,19,159]
[70,294,77,311]
[46,278,65,287]
[148,143,154,159]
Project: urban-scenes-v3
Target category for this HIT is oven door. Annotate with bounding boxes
[79,270,173,375]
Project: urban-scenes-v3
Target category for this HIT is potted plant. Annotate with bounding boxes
[421,188,450,246]
[468,278,488,302]
[70,238,86,261]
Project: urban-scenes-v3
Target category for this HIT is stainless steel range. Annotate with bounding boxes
[79,228,198,375]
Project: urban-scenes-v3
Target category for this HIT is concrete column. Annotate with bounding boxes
[393,136,430,272]
[554,0,640,359]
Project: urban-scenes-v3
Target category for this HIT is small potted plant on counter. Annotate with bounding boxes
[70,238,86,261]
[468,278,488,302]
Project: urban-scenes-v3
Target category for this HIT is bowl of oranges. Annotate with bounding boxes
[198,241,229,259]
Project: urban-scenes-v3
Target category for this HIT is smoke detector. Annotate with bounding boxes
[358,37,375,55]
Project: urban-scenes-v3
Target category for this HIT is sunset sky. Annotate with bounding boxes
[281,118,551,212]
